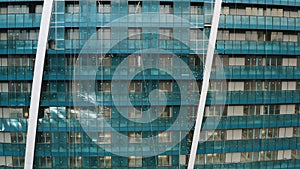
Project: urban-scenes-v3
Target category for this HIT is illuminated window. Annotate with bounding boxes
[187,106,197,119]
[190,2,203,15]
[158,155,171,166]
[12,156,24,167]
[128,107,142,118]
[222,6,230,15]
[35,5,43,13]
[205,106,224,116]
[260,128,279,139]
[200,130,225,141]
[293,127,300,137]
[128,156,142,167]
[129,81,142,93]
[159,54,173,67]
[7,5,28,14]
[159,2,173,14]
[98,55,111,66]
[0,30,7,40]
[99,156,112,168]
[69,156,82,168]
[98,106,111,119]
[189,54,201,67]
[158,131,172,143]
[128,54,142,66]
[11,132,26,143]
[65,28,80,40]
[97,1,111,13]
[98,81,111,93]
[205,153,225,164]
[292,149,300,159]
[0,156,12,166]
[10,132,26,143]
[128,132,142,143]
[242,128,262,139]
[128,27,142,40]
[65,1,79,13]
[158,106,172,118]
[8,82,31,93]
[97,27,111,40]
[260,151,277,161]
[159,81,172,92]
[67,107,80,118]
[159,28,173,40]
[241,152,259,162]
[68,132,81,144]
[190,28,203,40]
[194,154,205,164]
[98,132,111,144]
[37,132,51,144]
[39,156,52,168]
[9,107,24,118]
[128,1,142,14]
[6,29,38,40]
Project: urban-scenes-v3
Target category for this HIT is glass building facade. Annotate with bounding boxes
[0,0,300,168]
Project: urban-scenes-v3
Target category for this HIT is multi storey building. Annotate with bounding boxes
[0,0,299,168]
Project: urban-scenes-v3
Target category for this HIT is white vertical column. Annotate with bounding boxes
[24,1,53,169]
[187,0,222,168]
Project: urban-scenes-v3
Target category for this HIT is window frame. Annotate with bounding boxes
[128,156,142,167]
[128,1,142,14]
[97,1,111,13]
[128,131,142,143]
[98,132,112,144]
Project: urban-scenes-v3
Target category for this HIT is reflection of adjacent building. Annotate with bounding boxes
[0,0,299,168]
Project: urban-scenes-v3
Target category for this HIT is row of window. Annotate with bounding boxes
[1,101,300,119]
[46,55,300,68]
[3,131,172,144]
[68,54,200,67]
[189,104,300,117]
[1,28,299,43]
[2,54,299,68]
[194,127,300,141]
[2,1,300,18]
[2,150,300,168]
[0,82,31,92]
[229,80,299,91]
[45,54,300,68]
[218,56,299,67]
[222,5,300,18]
[0,131,49,144]
[65,28,300,42]
[65,27,174,40]
[181,149,300,165]
[217,30,300,42]
[63,54,300,68]
[66,1,300,18]
[66,1,202,15]
[27,155,170,168]
[0,3,43,14]
[66,106,172,119]
[0,29,39,40]
[2,126,300,145]
[0,107,29,119]
[97,80,300,93]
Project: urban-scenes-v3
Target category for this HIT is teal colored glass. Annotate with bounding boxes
[265,16,272,28]
[23,14,32,26]
[273,17,280,29]
[257,16,264,28]
[225,15,233,26]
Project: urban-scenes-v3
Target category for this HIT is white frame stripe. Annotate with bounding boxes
[187,0,222,168]
[24,0,54,168]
